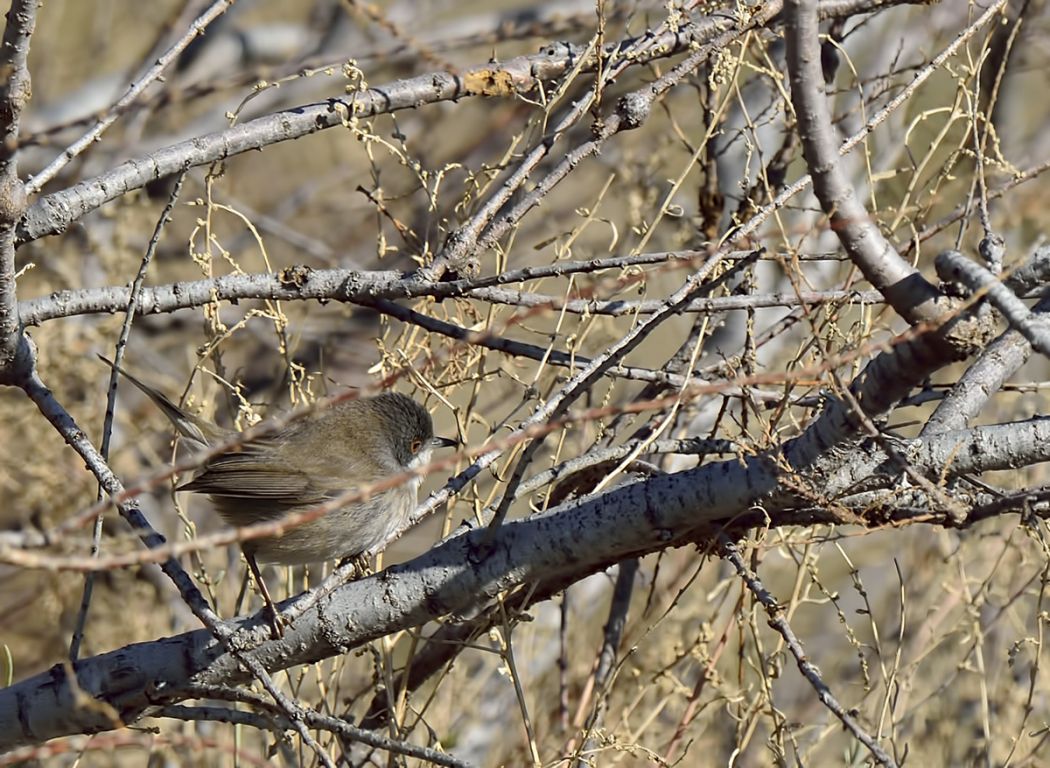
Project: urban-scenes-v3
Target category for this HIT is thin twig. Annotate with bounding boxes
[26,0,233,194]
[69,171,186,662]
[16,8,732,245]
[720,537,899,767]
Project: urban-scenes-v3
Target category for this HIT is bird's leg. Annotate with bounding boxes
[244,550,286,638]
[233,568,251,616]
[337,553,373,579]
[352,553,373,577]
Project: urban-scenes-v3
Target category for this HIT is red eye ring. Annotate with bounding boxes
[410,439,423,453]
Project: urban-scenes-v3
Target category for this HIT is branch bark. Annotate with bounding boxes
[0,0,35,378]
[3,408,1049,748]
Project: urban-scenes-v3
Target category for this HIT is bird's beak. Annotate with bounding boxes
[432,436,458,449]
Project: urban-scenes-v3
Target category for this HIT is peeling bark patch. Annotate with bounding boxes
[463,69,521,97]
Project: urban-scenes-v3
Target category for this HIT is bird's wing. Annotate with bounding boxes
[178,449,330,506]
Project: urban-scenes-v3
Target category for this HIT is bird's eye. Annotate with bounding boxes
[410,439,422,453]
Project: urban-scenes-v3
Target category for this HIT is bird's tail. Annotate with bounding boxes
[98,354,226,447]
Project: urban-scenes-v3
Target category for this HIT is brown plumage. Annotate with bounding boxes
[101,355,454,633]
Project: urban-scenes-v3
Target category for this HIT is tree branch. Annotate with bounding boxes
[17,11,741,246]
[3,403,1049,747]
[25,0,235,194]
[0,0,36,377]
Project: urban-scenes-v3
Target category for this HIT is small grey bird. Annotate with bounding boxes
[101,355,455,633]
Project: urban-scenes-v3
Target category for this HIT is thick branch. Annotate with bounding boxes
[785,0,949,324]
[0,0,36,376]
[2,405,1048,748]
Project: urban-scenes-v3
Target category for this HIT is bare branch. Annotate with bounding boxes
[786,0,944,323]
[16,11,737,246]
[0,0,36,376]
[720,537,898,767]
[17,255,884,326]
[936,249,1050,357]
[25,0,235,194]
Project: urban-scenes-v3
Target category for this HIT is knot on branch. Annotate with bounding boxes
[0,332,34,387]
[934,249,1043,355]
[979,233,1005,273]
[539,41,580,64]
[0,176,27,223]
[932,299,996,360]
[278,264,313,290]
[615,92,651,130]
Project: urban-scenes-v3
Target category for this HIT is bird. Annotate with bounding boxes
[99,355,455,634]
